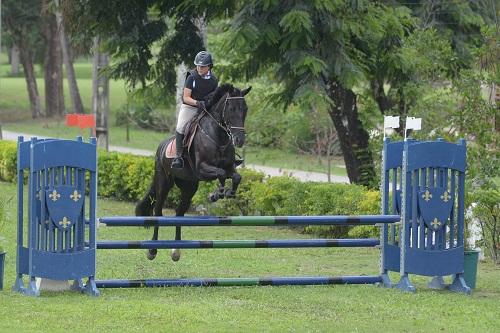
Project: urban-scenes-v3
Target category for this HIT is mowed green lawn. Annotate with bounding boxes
[0,181,499,332]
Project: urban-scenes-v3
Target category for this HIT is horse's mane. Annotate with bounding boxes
[205,83,235,110]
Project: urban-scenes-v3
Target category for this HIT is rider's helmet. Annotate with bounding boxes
[194,51,213,66]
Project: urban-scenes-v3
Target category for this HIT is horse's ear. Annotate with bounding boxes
[242,86,252,96]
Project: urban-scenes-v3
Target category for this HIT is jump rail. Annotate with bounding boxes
[95,239,380,249]
[96,276,383,288]
[98,215,401,226]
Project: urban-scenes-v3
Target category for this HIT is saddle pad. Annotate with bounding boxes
[166,140,176,158]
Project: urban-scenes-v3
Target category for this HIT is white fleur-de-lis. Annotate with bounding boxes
[431,218,441,229]
[70,190,82,202]
[59,217,71,229]
[440,191,450,202]
[49,189,61,202]
[422,190,432,202]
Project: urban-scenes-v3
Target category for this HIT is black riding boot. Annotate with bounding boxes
[171,132,185,168]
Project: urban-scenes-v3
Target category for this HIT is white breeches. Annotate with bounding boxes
[176,104,198,134]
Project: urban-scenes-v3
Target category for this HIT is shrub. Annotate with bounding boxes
[470,186,499,264]
[0,142,384,239]
[192,168,266,216]
[0,141,17,183]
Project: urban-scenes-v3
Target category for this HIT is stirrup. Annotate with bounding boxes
[235,159,244,167]
[171,157,184,168]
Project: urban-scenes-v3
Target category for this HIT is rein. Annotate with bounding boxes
[199,94,245,146]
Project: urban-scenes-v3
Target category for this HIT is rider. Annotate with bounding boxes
[171,51,218,169]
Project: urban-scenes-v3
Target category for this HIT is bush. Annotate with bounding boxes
[0,141,17,183]
[470,186,499,264]
[301,184,380,238]
[192,168,266,216]
[0,142,384,239]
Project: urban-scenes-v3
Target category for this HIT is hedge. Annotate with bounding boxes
[0,140,381,238]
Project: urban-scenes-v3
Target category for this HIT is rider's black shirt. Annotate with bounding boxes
[184,70,218,102]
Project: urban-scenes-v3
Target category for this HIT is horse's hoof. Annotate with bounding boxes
[225,189,235,198]
[208,193,219,202]
[147,249,157,260]
[171,249,181,262]
[218,187,225,196]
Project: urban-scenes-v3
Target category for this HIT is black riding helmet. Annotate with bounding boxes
[194,51,213,66]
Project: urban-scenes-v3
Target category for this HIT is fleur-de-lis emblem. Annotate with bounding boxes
[440,191,450,202]
[59,217,71,229]
[422,190,433,202]
[431,218,441,229]
[70,190,82,202]
[49,189,61,202]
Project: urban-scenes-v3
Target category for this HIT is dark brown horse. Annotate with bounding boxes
[135,83,251,261]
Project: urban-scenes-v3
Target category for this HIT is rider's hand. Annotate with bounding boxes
[196,100,206,111]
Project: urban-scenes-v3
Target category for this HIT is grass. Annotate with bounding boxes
[0,181,499,332]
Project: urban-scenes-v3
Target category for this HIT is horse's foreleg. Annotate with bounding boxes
[198,162,227,202]
[225,172,241,198]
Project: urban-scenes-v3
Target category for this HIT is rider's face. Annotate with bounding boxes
[196,65,209,76]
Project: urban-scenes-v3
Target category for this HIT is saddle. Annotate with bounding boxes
[165,112,205,159]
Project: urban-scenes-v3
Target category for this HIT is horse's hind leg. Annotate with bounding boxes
[147,170,173,260]
[171,179,199,262]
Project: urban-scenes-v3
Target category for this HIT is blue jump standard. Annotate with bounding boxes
[96,239,380,249]
[95,276,383,288]
[98,215,400,227]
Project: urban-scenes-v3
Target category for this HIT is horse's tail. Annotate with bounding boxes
[135,182,155,217]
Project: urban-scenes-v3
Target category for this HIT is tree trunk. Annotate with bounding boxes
[55,7,84,114]
[42,10,65,117]
[175,62,187,121]
[92,37,109,150]
[18,41,42,119]
[326,81,376,187]
[370,79,394,115]
[10,45,21,75]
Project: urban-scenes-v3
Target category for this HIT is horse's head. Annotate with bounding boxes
[215,84,252,147]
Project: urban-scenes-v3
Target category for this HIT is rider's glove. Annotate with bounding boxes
[196,100,206,111]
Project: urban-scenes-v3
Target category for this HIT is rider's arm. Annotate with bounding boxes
[183,88,198,107]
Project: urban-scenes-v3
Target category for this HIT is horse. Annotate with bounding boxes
[135,83,251,261]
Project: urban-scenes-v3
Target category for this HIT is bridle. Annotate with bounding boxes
[222,96,246,136]
[201,93,246,145]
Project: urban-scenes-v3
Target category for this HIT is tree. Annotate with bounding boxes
[64,1,236,96]
[364,0,489,128]
[41,0,64,117]
[224,1,390,186]
[2,0,43,118]
[55,0,84,114]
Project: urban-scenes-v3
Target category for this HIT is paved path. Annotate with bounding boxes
[1,130,349,183]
